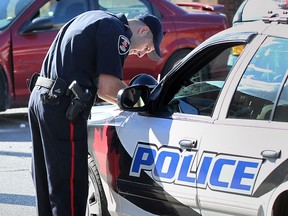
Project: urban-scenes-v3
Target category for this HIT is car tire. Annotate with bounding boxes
[161,49,192,79]
[86,155,110,216]
[0,68,9,111]
[273,192,288,215]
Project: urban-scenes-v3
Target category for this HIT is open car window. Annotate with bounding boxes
[168,45,243,116]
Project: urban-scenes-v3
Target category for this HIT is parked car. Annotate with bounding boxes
[87,2,288,215]
[0,0,228,112]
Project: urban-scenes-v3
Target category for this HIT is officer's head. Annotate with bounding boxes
[129,14,163,61]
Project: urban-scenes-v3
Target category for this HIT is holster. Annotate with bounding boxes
[65,81,91,121]
[66,95,91,121]
[28,73,40,92]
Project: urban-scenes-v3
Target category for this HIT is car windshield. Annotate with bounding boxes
[241,0,278,22]
[0,0,33,30]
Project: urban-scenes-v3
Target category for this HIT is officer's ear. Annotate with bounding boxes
[138,25,150,36]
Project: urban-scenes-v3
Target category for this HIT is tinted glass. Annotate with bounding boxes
[227,37,288,121]
[98,0,150,18]
[0,0,33,29]
[273,78,288,122]
[45,0,88,24]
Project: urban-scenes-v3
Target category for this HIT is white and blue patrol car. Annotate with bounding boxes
[87,2,288,215]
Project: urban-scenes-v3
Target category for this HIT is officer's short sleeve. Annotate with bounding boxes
[95,19,129,80]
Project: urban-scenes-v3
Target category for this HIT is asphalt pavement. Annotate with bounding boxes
[0,108,36,216]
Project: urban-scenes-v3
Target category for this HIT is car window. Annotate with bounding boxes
[227,37,288,122]
[273,78,288,122]
[0,0,33,30]
[168,46,240,116]
[38,0,88,25]
[98,0,151,18]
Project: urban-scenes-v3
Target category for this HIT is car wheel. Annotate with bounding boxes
[273,192,288,215]
[0,68,9,111]
[86,155,109,216]
[161,49,192,79]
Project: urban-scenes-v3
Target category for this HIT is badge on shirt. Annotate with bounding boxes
[118,35,130,55]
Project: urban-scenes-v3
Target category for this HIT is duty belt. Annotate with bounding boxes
[33,75,92,121]
[35,77,54,89]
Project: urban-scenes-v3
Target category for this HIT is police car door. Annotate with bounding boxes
[196,35,288,216]
[116,38,248,215]
[116,112,203,215]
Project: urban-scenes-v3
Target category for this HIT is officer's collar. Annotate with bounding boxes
[116,13,129,29]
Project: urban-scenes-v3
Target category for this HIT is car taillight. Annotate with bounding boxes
[231,45,245,56]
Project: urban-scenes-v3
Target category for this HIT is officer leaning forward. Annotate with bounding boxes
[28,10,163,216]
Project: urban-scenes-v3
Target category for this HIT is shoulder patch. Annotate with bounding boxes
[118,35,130,55]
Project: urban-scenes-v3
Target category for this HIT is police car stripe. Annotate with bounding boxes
[118,179,201,215]
[253,158,288,197]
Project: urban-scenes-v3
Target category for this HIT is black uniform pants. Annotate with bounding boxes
[28,87,88,216]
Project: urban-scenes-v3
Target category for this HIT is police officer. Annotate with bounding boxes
[28,10,163,216]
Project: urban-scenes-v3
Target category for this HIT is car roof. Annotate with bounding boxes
[233,0,280,25]
[194,21,267,50]
[222,12,288,42]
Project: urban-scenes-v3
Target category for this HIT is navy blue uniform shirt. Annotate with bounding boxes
[41,10,132,89]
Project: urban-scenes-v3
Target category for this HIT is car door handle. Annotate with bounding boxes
[261,150,281,159]
[179,139,197,149]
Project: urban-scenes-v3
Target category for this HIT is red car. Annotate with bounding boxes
[0,0,228,111]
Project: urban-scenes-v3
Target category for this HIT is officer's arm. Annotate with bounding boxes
[97,74,127,105]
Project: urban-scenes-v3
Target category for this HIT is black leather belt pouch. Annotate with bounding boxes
[41,78,67,105]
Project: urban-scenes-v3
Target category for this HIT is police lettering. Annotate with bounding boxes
[129,143,262,195]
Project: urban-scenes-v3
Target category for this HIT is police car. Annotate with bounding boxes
[87,1,288,215]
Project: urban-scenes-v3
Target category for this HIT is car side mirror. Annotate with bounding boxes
[117,85,150,110]
[20,17,53,34]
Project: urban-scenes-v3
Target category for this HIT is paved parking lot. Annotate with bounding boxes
[0,108,36,216]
